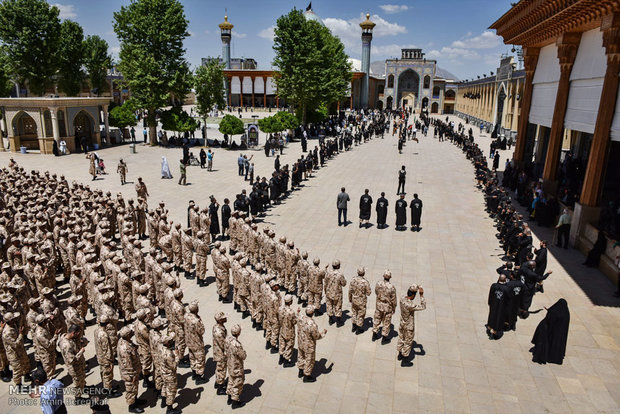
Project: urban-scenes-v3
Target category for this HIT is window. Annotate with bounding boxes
[387,74,394,89]
[423,75,430,89]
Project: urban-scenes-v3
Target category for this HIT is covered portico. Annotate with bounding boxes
[0,97,110,154]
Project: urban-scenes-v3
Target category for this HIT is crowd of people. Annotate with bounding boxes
[427,117,567,361]
[0,150,429,414]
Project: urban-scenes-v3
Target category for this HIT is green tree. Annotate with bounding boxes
[272,8,351,125]
[0,0,61,95]
[113,0,191,145]
[160,105,197,133]
[0,48,13,97]
[194,59,225,139]
[219,114,245,142]
[83,35,111,95]
[274,111,298,130]
[108,100,137,130]
[57,20,84,96]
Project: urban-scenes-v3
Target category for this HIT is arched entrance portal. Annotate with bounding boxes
[397,69,420,109]
[12,112,39,150]
[74,111,94,152]
[386,96,393,110]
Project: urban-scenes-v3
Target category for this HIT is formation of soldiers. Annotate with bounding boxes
[0,127,430,413]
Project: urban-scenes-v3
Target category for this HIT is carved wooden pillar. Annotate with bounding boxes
[240,76,244,107]
[513,47,540,163]
[580,15,620,206]
[542,32,581,187]
[251,76,255,108]
[263,77,267,108]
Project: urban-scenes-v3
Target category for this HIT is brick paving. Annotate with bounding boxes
[0,114,618,413]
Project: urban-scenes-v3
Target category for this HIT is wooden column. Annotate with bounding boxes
[240,76,244,107]
[227,76,232,107]
[580,15,620,206]
[263,77,267,108]
[513,47,540,163]
[251,76,255,108]
[542,33,581,185]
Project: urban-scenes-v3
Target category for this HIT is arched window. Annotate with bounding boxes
[445,89,455,99]
[387,74,394,89]
[431,102,439,113]
[423,75,431,89]
[432,86,441,97]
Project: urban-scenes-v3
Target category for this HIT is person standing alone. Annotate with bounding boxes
[337,187,350,227]
[397,166,406,195]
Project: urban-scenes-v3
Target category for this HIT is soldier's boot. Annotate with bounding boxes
[1,368,12,382]
[351,324,356,332]
[216,383,227,395]
[356,325,363,335]
[381,336,390,345]
[178,356,190,368]
[242,310,250,319]
[195,374,208,385]
[191,370,197,381]
[328,316,334,325]
[233,302,239,311]
[265,341,271,350]
[283,360,295,368]
[303,375,316,383]
[278,355,284,365]
[160,395,167,408]
[227,395,232,405]
[336,317,344,327]
[397,353,403,361]
[142,377,153,388]
[232,400,246,409]
[400,354,413,367]
[371,331,379,341]
[270,345,278,354]
[298,369,304,378]
[24,373,33,383]
[128,403,145,413]
[165,405,181,414]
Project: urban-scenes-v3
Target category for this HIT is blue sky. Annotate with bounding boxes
[51,0,519,80]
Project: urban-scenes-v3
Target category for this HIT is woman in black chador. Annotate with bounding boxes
[530,298,570,364]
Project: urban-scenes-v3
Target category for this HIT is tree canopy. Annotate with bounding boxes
[160,105,197,133]
[108,100,137,129]
[113,0,191,144]
[0,0,61,95]
[83,35,111,95]
[219,114,245,137]
[258,111,298,133]
[194,60,225,123]
[0,48,13,97]
[272,8,351,125]
[57,20,84,96]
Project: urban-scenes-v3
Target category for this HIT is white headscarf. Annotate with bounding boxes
[161,156,172,178]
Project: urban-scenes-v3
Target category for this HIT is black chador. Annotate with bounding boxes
[359,193,372,221]
[505,273,523,331]
[376,196,388,228]
[531,299,570,365]
[395,197,407,229]
[486,279,510,339]
[410,195,423,230]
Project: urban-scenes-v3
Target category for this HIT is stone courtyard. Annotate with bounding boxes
[0,114,618,413]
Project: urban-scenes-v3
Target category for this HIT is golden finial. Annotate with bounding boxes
[219,14,234,31]
[360,12,375,30]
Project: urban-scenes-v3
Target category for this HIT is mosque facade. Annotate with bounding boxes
[217,7,458,114]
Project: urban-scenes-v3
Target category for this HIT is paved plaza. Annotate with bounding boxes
[0,115,619,413]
